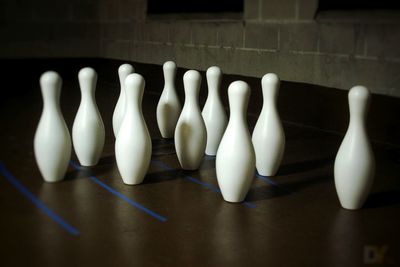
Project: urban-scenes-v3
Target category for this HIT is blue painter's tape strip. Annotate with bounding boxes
[183,175,221,193]
[151,159,174,171]
[151,159,256,208]
[0,162,80,236]
[255,172,291,193]
[70,161,167,222]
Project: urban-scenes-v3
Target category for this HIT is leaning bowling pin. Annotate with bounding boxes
[113,63,135,137]
[334,85,375,210]
[252,73,285,176]
[115,73,152,185]
[34,71,71,182]
[216,81,255,203]
[202,66,227,156]
[72,67,105,166]
[174,70,207,170]
[156,61,182,138]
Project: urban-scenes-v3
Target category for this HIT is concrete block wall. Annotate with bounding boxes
[0,0,104,58]
[1,0,400,97]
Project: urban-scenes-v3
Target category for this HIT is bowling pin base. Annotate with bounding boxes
[124,181,143,186]
[43,178,64,183]
[340,205,362,211]
[222,196,246,203]
[78,160,100,167]
[160,133,174,139]
[338,199,365,210]
[122,179,144,186]
[256,170,278,177]
[181,166,199,171]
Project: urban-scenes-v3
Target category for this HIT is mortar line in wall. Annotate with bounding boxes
[246,19,314,24]
[287,50,400,62]
[258,0,262,22]
[295,0,299,20]
[239,47,277,53]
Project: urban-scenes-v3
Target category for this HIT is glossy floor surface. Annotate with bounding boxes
[0,60,399,266]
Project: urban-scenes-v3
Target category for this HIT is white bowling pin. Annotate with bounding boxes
[72,67,105,166]
[115,73,152,185]
[34,71,71,182]
[334,85,375,210]
[156,61,182,138]
[252,73,285,176]
[113,63,135,137]
[216,81,255,203]
[174,70,207,170]
[202,66,227,156]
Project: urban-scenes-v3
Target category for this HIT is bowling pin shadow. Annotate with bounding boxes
[364,190,400,209]
[97,155,116,165]
[152,138,175,146]
[152,138,175,156]
[246,185,291,202]
[144,168,183,184]
[247,174,332,202]
[65,157,117,181]
[64,168,91,181]
[283,174,331,192]
[277,157,334,176]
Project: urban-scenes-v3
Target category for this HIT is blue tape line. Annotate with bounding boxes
[70,161,167,222]
[151,160,256,208]
[183,175,221,193]
[0,162,80,236]
[255,173,290,193]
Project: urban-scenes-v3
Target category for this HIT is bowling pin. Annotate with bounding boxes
[72,67,105,166]
[202,66,227,156]
[113,63,134,137]
[115,73,152,185]
[216,81,255,203]
[34,71,71,182]
[156,61,182,138]
[174,70,207,170]
[334,85,375,210]
[252,73,285,176]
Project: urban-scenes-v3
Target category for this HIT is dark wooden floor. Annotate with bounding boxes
[0,59,399,266]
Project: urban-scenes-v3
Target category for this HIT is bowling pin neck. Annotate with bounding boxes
[125,89,143,111]
[183,70,201,107]
[261,73,280,104]
[164,69,176,86]
[41,86,60,104]
[348,85,370,123]
[79,85,96,102]
[118,64,134,91]
[262,85,279,104]
[124,74,145,113]
[183,92,200,108]
[228,81,250,122]
[40,72,62,111]
[206,68,222,94]
[207,85,221,99]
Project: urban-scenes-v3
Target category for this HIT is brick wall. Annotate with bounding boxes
[1,0,400,97]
